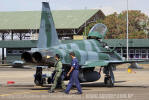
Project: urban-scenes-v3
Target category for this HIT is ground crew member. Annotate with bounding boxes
[65,52,82,94]
[48,54,66,93]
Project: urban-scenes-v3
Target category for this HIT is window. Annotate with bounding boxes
[141,49,147,59]
[129,54,134,58]
[135,49,140,59]
[141,49,146,53]
[123,49,126,53]
[135,49,140,53]
[7,50,12,54]
[123,54,127,58]
[142,54,147,58]
[129,49,134,53]
[129,49,134,59]
[135,54,140,58]
[116,49,121,53]
[19,50,23,54]
[12,50,19,54]
[148,50,149,58]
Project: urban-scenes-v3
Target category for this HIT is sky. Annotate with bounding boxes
[0,0,149,16]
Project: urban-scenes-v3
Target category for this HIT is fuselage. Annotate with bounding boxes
[48,39,123,66]
[22,39,123,67]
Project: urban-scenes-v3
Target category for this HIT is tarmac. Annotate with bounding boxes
[0,64,149,100]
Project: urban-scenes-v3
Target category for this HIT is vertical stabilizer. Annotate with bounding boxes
[37,2,59,48]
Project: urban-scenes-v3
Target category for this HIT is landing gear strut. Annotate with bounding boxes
[34,66,45,86]
[103,65,115,87]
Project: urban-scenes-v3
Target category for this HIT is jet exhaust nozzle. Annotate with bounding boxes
[21,52,32,63]
[32,52,42,63]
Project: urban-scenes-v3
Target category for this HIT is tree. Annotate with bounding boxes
[120,10,148,39]
[102,12,126,39]
[85,10,149,39]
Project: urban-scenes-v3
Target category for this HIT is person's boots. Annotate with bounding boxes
[48,90,54,93]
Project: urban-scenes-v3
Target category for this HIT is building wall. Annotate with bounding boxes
[116,47,149,59]
[6,48,31,63]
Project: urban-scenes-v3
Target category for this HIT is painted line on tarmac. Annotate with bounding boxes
[0,90,48,97]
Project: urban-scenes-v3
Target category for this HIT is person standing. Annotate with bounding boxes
[49,54,66,93]
[65,52,82,94]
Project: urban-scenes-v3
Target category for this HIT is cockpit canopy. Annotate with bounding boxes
[88,23,107,39]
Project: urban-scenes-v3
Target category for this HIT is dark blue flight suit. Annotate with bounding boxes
[65,57,82,94]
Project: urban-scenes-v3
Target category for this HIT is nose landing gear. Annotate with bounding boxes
[103,65,115,87]
[104,75,114,87]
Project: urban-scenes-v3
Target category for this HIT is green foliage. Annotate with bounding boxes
[83,21,97,36]
[84,10,149,39]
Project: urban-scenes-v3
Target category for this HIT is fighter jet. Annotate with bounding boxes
[21,2,143,87]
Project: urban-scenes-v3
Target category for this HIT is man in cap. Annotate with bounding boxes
[65,52,82,94]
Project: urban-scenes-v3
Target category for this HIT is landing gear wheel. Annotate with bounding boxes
[34,67,44,86]
[34,79,44,86]
[104,75,114,87]
[34,79,41,86]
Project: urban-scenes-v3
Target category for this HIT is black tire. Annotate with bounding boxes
[104,77,108,84]
[34,79,42,86]
[34,78,44,86]
[47,77,52,84]
[104,76,114,87]
[106,78,114,87]
[42,78,46,84]
[34,67,43,86]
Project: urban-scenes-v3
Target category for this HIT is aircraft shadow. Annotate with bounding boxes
[81,81,148,88]
[5,84,34,88]
[31,86,90,91]
[12,67,32,69]
[80,81,126,87]
[6,80,148,91]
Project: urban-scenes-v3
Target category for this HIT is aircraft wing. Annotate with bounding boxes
[109,59,144,64]
[81,59,144,68]
[82,60,109,68]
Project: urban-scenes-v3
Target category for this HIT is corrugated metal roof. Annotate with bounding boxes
[61,39,149,48]
[0,39,149,48]
[0,10,100,30]
[104,39,149,47]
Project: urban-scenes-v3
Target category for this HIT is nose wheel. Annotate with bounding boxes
[103,65,115,87]
[104,75,114,87]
